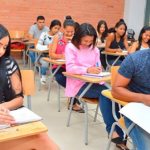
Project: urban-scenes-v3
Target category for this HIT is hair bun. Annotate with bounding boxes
[119,19,124,22]
[65,15,72,20]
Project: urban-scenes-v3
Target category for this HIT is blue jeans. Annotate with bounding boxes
[52,67,77,105]
[108,59,122,66]
[29,50,48,76]
[125,117,150,150]
[77,83,124,139]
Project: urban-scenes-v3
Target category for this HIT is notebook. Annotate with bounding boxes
[82,72,110,78]
[0,107,42,130]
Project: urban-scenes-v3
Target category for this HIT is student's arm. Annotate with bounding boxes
[36,32,49,50]
[129,42,138,53]
[0,70,23,110]
[112,56,150,106]
[105,33,122,53]
[49,35,64,59]
[28,26,35,41]
[123,34,129,51]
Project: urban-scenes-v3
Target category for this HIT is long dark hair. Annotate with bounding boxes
[72,23,97,49]
[109,19,127,38]
[0,24,22,103]
[50,20,61,29]
[97,20,108,43]
[137,26,150,50]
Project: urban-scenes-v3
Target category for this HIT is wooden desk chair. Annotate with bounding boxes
[101,66,136,150]
[21,70,34,110]
[63,72,111,145]
[9,31,26,67]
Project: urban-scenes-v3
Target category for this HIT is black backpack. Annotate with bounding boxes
[127,29,135,40]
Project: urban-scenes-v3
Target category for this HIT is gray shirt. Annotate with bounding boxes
[118,49,150,94]
[29,24,49,39]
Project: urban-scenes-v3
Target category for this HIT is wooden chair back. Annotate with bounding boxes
[21,70,35,96]
[9,30,24,39]
[111,66,120,86]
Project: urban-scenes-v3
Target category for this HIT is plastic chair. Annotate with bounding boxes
[21,70,35,110]
[101,66,136,150]
[9,31,26,67]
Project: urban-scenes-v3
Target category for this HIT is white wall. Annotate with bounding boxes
[124,0,147,39]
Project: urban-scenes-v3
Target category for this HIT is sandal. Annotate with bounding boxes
[111,137,129,150]
[68,98,85,113]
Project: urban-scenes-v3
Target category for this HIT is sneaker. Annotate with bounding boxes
[40,76,46,84]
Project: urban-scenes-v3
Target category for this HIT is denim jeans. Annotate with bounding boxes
[52,67,76,105]
[29,50,48,76]
[108,59,122,66]
[125,117,150,150]
[77,83,124,139]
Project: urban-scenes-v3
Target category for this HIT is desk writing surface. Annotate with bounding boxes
[101,51,128,56]
[63,72,111,83]
[28,49,49,53]
[0,121,48,142]
[43,57,65,65]
[102,90,128,106]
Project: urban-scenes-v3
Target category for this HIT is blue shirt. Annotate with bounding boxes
[118,49,150,94]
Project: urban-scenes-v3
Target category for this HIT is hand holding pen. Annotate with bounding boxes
[87,62,101,74]
[116,45,123,53]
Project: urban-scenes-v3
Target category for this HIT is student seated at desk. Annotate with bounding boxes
[36,19,61,84]
[112,49,150,150]
[129,26,150,53]
[105,19,129,65]
[97,20,108,45]
[50,16,84,112]
[65,23,128,150]
[0,24,60,150]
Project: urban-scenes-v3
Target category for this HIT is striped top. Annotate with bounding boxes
[1,57,18,103]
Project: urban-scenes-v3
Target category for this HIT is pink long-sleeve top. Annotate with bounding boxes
[65,42,104,97]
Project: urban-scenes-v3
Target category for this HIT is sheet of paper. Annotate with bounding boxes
[119,102,150,134]
[82,72,110,78]
[55,59,65,62]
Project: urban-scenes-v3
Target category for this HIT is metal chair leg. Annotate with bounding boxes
[39,66,41,91]
[47,76,53,101]
[67,97,75,127]
[106,122,117,150]
[57,83,60,112]
[94,104,99,122]
[23,50,25,68]
[84,102,88,145]
[27,95,32,110]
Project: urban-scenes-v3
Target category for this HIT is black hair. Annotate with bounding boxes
[63,15,75,28]
[37,16,45,21]
[114,19,127,37]
[72,23,97,49]
[75,22,80,33]
[0,24,23,103]
[50,20,61,29]
[137,25,150,50]
[97,20,108,43]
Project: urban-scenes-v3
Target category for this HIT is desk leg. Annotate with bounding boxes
[23,50,26,68]
[34,53,41,80]
[47,65,61,101]
[111,56,121,66]
[27,95,31,110]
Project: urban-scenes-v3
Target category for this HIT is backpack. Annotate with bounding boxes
[127,29,135,40]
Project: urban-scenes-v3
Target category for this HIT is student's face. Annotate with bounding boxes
[64,26,74,37]
[142,30,150,43]
[115,24,126,36]
[0,36,9,58]
[37,19,45,30]
[51,25,61,35]
[80,35,94,48]
[99,24,105,34]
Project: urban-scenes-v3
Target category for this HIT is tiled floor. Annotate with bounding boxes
[20,63,133,150]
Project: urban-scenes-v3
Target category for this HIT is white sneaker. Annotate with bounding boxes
[40,76,46,84]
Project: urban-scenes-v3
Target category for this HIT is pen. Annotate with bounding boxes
[118,45,121,49]
[96,62,99,67]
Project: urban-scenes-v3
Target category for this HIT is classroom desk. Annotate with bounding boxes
[28,49,49,78]
[63,72,111,144]
[42,58,65,108]
[0,121,48,142]
[101,51,129,70]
